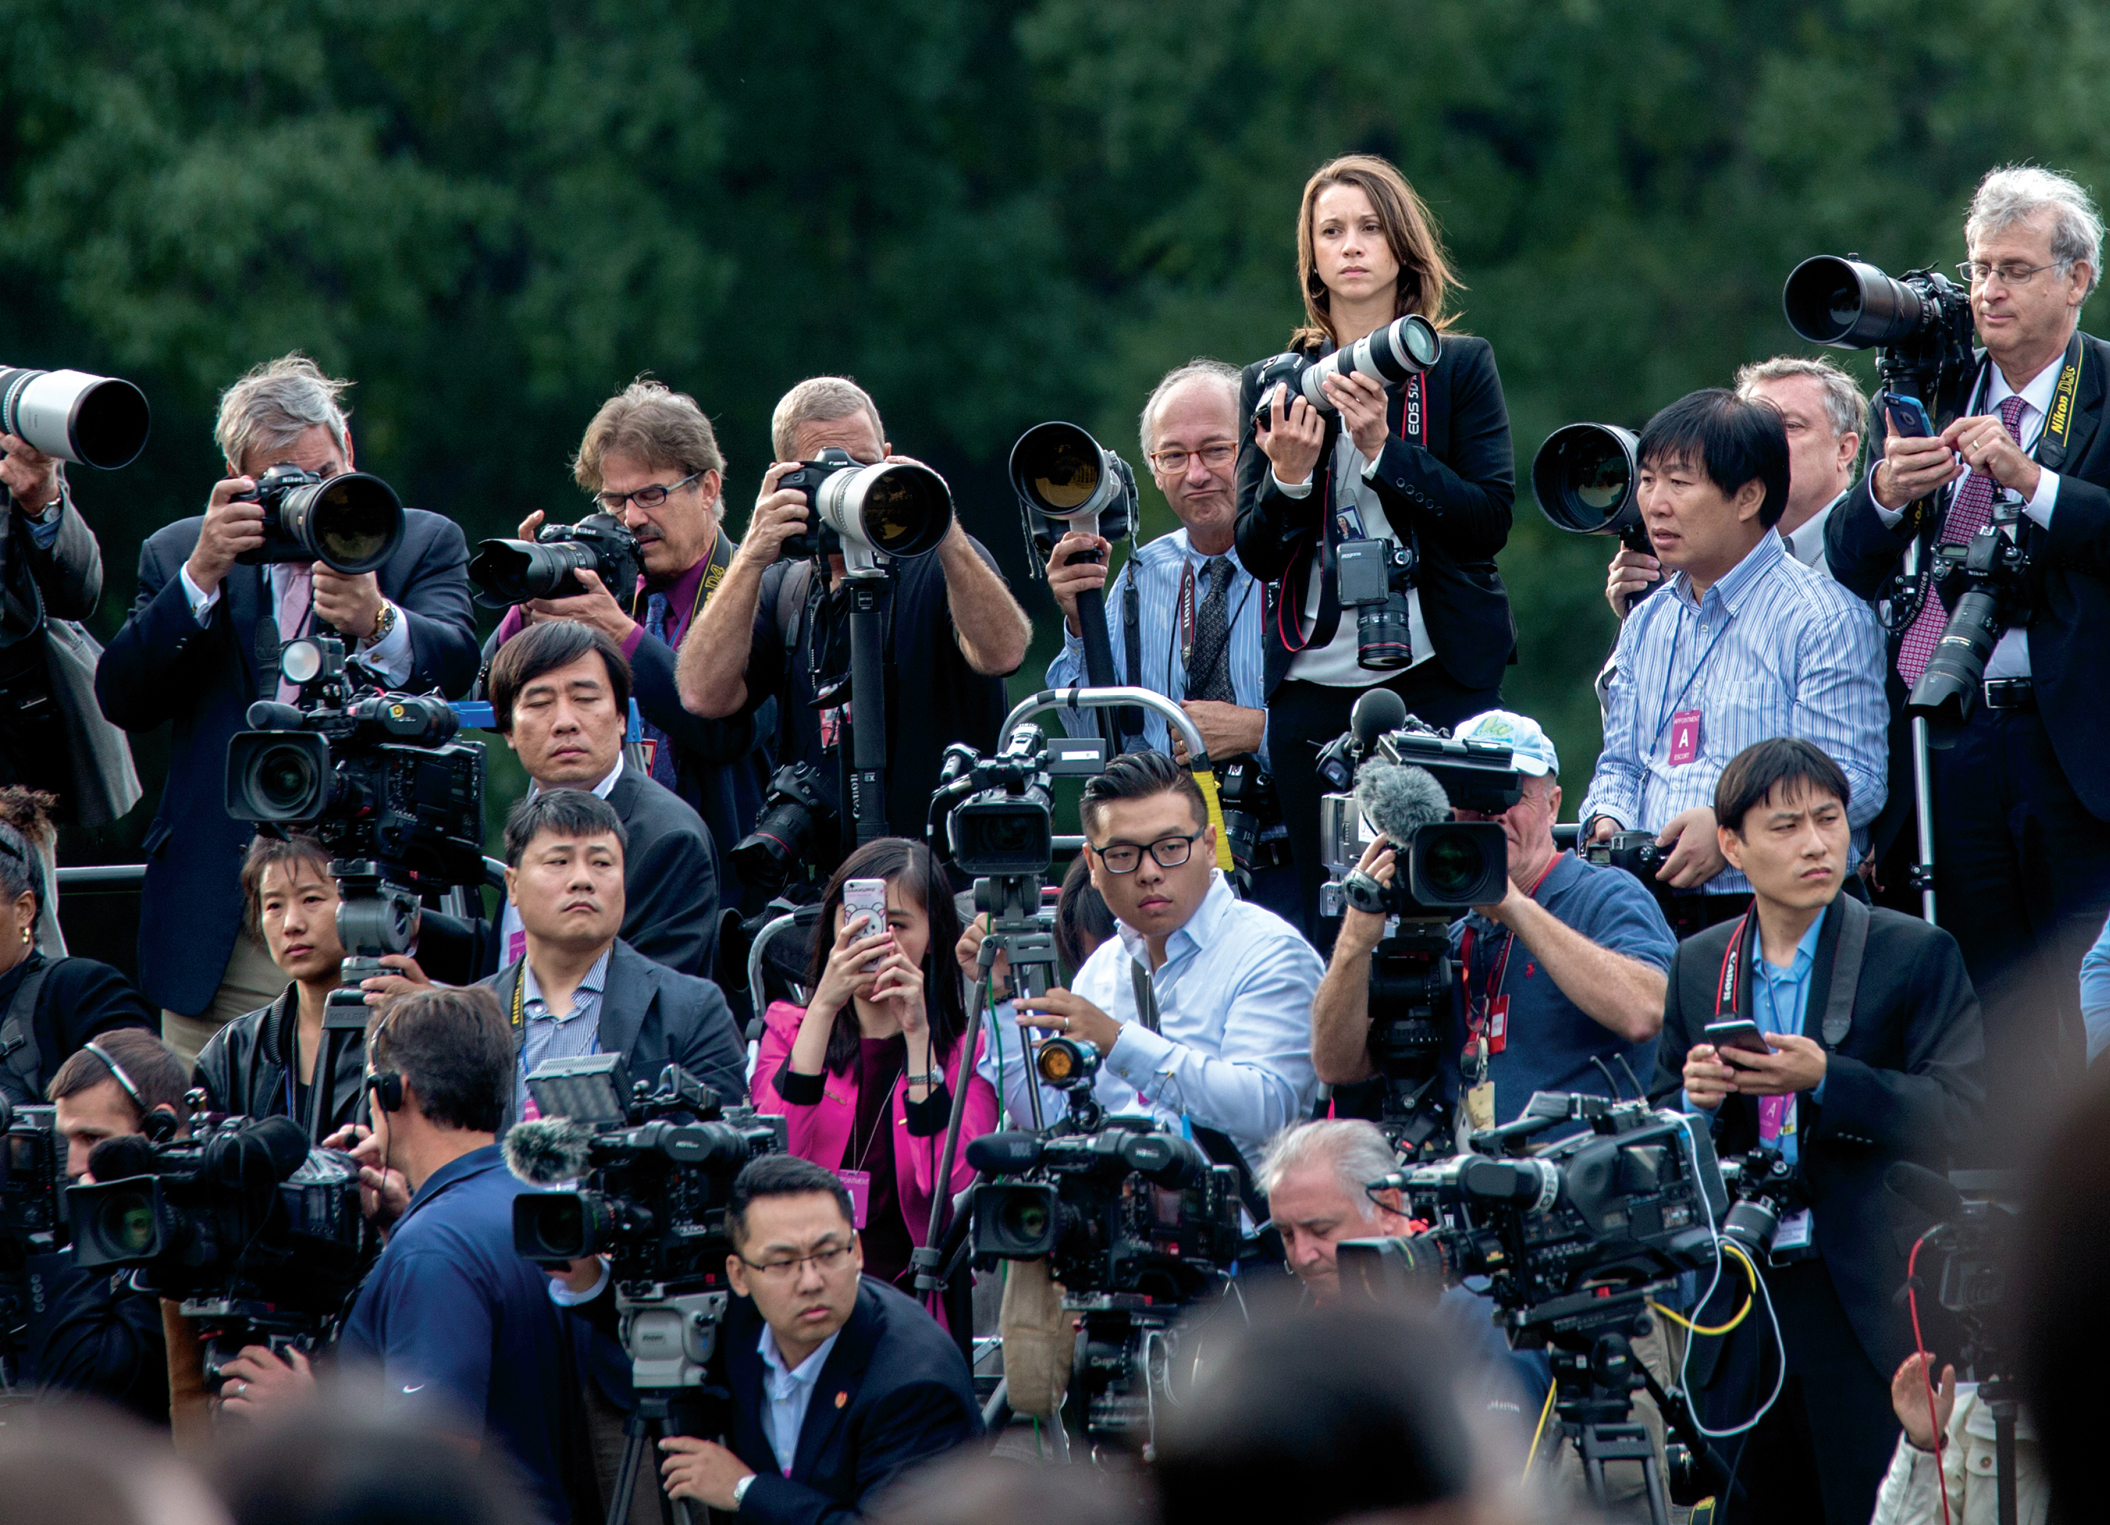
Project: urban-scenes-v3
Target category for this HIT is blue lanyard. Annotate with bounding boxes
[1650,595,1733,753]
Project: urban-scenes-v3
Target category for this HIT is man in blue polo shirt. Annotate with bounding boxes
[1314,710,1676,1136]
[219,986,583,1523]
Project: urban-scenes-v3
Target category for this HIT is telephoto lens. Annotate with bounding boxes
[1531,423,1643,538]
[467,512,644,608]
[1782,256,1974,354]
[0,365,151,468]
[235,465,404,575]
[1010,422,1130,526]
[1253,314,1442,423]
[779,448,953,565]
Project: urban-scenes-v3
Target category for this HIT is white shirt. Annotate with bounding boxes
[498,760,626,965]
[179,561,414,686]
[1872,350,2067,678]
[758,1323,842,1476]
[1781,491,1844,575]
[1271,438,1436,685]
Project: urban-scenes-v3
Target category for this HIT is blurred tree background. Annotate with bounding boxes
[6,0,2109,866]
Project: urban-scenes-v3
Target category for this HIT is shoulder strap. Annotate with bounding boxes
[777,561,815,656]
[1129,958,1161,1034]
[1819,895,1869,1048]
[1119,565,1145,750]
[0,962,51,1096]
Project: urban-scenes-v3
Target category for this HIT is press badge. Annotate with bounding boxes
[1668,710,1702,766]
[839,1168,871,1229]
[1485,996,1510,1055]
[1771,1209,1815,1263]
[1465,1082,1496,1132]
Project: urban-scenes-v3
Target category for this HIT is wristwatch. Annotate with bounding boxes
[731,1473,757,1511]
[368,598,399,644]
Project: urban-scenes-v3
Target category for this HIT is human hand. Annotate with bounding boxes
[1014,988,1122,1054]
[1322,369,1390,464]
[217,1345,316,1418]
[659,1436,755,1510]
[0,434,60,514]
[323,1124,411,1226]
[1606,547,1661,617]
[809,909,893,1017]
[740,462,814,564]
[870,945,927,1037]
[1681,1044,1736,1111]
[1890,1351,1956,1451]
[956,915,1011,999]
[1257,383,1324,487]
[1721,1031,1828,1096]
[360,954,436,1005]
[1336,838,1395,957]
[1045,531,1110,635]
[1872,420,1965,510]
[548,1255,609,1295]
[1941,412,2040,500]
[1655,806,1724,889]
[517,508,545,541]
[1173,700,1266,765]
[524,567,638,643]
[1587,816,1617,846]
[185,477,269,595]
[311,566,384,640]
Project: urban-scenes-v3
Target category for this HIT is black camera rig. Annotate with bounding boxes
[468,510,644,609]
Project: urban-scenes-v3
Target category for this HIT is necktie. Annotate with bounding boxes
[274,565,314,705]
[639,591,679,790]
[1896,393,2029,686]
[1185,557,1235,704]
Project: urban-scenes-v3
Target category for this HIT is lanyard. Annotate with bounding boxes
[1458,854,1561,1036]
[1650,597,1735,754]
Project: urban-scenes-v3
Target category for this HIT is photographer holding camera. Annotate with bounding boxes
[1655,739,1983,1524]
[1311,711,1674,1132]
[677,377,1027,872]
[1579,389,1889,931]
[1827,166,2110,1138]
[487,379,774,896]
[96,354,479,1067]
[1235,154,1518,941]
[27,1030,190,1424]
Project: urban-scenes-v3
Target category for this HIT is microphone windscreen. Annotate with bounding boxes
[966,1132,1043,1175]
[1884,1161,1965,1223]
[87,1135,156,1184]
[1355,762,1452,847]
[504,1117,596,1186]
[1351,688,1409,750]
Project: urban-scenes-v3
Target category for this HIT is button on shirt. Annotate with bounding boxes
[1047,529,1268,763]
[512,946,611,1120]
[1579,530,1888,895]
[758,1323,842,1475]
[978,872,1323,1173]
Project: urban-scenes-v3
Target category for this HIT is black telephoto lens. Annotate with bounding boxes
[1531,423,1643,536]
[1907,587,2009,739]
[1783,256,1930,349]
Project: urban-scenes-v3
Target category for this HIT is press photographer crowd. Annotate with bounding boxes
[4,150,2110,1525]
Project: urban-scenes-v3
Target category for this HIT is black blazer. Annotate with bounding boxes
[0,953,157,1106]
[1650,899,1984,1380]
[1825,330,2110,820]
[190,985,368,1132]
[1235,333,1517,695]
[483,937,749,1129]
[722,1277,980,1525]
[95,510,480,1015]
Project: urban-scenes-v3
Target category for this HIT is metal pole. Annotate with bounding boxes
[1000,686,1211,770]
[1903,540,1939,925]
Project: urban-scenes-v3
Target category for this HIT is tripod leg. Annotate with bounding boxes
[606,1414,650,1525]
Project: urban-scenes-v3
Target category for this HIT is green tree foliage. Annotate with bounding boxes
[4,0,2107,848]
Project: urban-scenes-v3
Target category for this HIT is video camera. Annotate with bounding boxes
[0,1100,65,1367]
[468,510,643,609]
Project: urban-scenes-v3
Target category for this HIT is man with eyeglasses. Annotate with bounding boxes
[1045,359,1293,919]
[968,750,1323,1188]
[654,1154,979,1520]
[488,379,774,904]
[1827,164,2110,1159]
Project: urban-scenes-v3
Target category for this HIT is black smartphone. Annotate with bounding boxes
[1703,1019,1776,1057]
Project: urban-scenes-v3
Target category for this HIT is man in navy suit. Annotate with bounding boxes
[95,355,478,1066]
[658,1154,980,1523]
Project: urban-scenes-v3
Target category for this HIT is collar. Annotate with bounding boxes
[1782,492,1843,569]
[646,538,715,617]
[1114,869,1233,968]
[1172,527,1246,579]
[1674,527,1786,614]
[758,1322,841,1389]
[1984,346,2068,417]
[1751,911,1826,977]
[401,1142,504,1222]
[521,946,613,1018]
[525,759,625,803]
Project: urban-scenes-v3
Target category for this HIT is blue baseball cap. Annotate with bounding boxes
[1453,709,1559,778]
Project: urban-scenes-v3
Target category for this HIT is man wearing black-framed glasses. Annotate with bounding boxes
[656,1154,979,1520]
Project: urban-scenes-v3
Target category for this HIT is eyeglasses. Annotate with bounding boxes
[1147,442,1238,475]
[1091,829,1204,875]
[1955,259,2067,287]
[737,1242,857,1282]
[597,469,705,513]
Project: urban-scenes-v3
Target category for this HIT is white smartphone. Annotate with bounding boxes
[842,879,889,973]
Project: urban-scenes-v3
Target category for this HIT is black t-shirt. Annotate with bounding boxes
[749,544,1011,864]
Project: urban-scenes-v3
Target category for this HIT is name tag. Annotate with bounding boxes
[1668,709,1702,766]
[840,1168,871,1229]
[1485,995,1509,1055]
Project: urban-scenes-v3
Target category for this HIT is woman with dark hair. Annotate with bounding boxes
[1236,153,1517,939]
[751,838,998,1298]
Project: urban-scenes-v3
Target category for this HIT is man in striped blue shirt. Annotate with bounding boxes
[1580,390,1888,929]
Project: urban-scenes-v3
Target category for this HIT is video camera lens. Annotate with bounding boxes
[1531,423,1643,536]
[225,732,332,822]
[971,1181,1061,1259]
[0,365,152,469]
[948,794,1054,877]
[1411,823,1509,906]
[513,1190,616,1263]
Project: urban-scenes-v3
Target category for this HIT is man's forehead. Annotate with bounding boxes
[1090,791,1202,841]
[793,413,884,461]
[1152,380,1239,441]
[743,1191,854,1244]
[1761,780,1845,817]
[529,830,622,857]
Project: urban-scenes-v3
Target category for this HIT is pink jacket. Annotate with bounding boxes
[751,1000,998,1254]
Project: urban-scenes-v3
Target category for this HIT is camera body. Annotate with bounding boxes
[730,761,838,894]
[1215,758,1285,881]
[1336,536,1420,671]
[0,1101,63,1241]
[1716,1148,1806,1264]
[234,463,405,576]
[467,511,644,609]
[1583,829,1669,889]
[1906,511,2034,737]
[778,448,953,571]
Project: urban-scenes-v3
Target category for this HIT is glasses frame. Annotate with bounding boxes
[597,468,705,514]
[1090,828,1205,875]
[736,1240,858,1283]
[1146,440,1239,476]
[1955,259,2067,288]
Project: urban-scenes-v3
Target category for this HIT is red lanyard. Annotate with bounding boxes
[1714,911,1752,1020]
[1458,853,1560,1035]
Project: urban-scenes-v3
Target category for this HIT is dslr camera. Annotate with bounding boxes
[235,463,405,576]
[729,761,838,896]
[468,511,644,609]
[779,448,953,571]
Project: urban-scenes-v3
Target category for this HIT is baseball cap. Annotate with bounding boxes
[1453,710,1559,778]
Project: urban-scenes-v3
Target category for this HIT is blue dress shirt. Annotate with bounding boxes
[1748,915,1827,1168]
[758,1323,843,1475]
[512,946,611,1119]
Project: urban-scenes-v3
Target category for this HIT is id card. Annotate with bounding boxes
[1465,1082,1496,1132]
[1668,709,1702,766]
[840,1168,871,1229]
[1484,996,1509,1055]
[1771,1208,1816,1264]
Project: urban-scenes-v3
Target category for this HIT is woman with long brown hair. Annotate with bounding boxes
[1235,154,1518,939]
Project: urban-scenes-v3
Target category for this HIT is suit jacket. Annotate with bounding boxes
[1234,333,1517,695]
[483,937,749,1130]
[96,509,479,1015]
[1650,899,1985,1380]
[722,1277,981,1525]
[1825,330,2110,820]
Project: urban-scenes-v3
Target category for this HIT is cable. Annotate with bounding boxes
[1669,1116,1785,1440]
[1521,1377,1558,1482]
[1905,1229,1954,1525]
[1650,1249,1754,1336]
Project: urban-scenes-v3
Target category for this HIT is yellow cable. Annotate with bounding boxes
[1648,1241,1760,1336]
[1521,1378,1557,1482]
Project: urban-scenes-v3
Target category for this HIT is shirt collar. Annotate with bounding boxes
[758,1322,841,1387]
[522,946,613,1018]
[1751,912,1825,977]
[649,539,716,632]
[524,759,624,803]
[1676,528,1785,615]
[1985,348,2067,418]
[1114,869,1233,967]
[402,1143,504,1220]
[1173,527,1247,580]
[1782,493,1843,568]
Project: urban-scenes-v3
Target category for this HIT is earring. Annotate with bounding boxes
[19,927,29,947]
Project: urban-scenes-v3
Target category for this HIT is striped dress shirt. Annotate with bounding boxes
[1579,529,1889,895]
[1047,528,1268,763]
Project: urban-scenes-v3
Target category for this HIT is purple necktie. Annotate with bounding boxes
[274,565,314,705]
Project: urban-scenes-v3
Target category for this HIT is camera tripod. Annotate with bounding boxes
[602,1287,732,1525]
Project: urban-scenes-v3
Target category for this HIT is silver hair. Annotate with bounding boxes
[771,376,887,462]
[1966,164,2103,296]
[1733,354,1868,472]
[1138,358,1242,459]
[214,353,353,474]
[1257,1118,1399,1213]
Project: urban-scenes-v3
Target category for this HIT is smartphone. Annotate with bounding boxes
[842,879,889,973]
[1878,390,1934,439]
[1703,1019,1776,1057]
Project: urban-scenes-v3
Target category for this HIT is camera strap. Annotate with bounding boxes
[1713,897,1866,1046]
[0,960,49,1100]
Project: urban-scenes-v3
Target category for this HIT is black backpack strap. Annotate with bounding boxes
[1129,959,1266,1220]
[0,962,51,1100]
[1119,565,1145,749]
[1820,895,1869,1049]
[776,560,815,657]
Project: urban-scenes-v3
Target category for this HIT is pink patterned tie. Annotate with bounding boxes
[274,565,314,705]
[1895,393,2028,686]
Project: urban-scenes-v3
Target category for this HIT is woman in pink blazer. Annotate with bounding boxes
[751,838,998,1313]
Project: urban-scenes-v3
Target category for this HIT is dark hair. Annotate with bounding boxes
[803,837,965,1076]
[1714,738,1851,835]
[1055,852,1114,975]
[1154,1306,1478,1525]
[503,788,629,868]
[211,1402,531,1525]
[727,1154,855,1248]
[0,787,54,915]
[240,833,336,937]
[1637,387,1792,529]
[487,619,632,736]
[365,987,513,1133]
[49,1030,190,1122]
[1078,750,1207,840]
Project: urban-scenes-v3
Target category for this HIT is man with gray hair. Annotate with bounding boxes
[1258,1117,1416,1305]
[96,353,478,1065]
[1828,163,2110,1153]
[1043,359,1291,916]
[678,375,1028,876]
